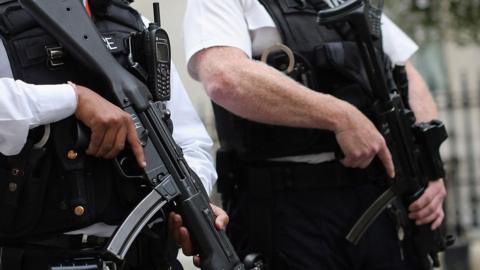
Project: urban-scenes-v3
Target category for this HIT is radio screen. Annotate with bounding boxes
[156,42,169,62]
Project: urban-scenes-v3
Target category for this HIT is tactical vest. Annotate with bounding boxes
[213,0,381,160]
[0,0,149,241]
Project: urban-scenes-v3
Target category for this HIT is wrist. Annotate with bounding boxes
[325,96,353,133]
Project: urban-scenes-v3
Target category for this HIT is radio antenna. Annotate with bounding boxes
[153,2,161,26]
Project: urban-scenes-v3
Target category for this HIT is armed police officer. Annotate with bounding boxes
[183,0,447,269]
[0,0,228,269]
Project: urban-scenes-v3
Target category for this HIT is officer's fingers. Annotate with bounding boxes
[340,155,359,168]
[431,212,445,230]
[409,191,433,213]
[211,204,229,230]
[87,127,106,156]
[96,125,120,158]
[415,208,443,226]
[408,192,443,220]
[169,212,183,243]
[126,122,146,168]
[193,256,201,268]
[341,155,365,169]
[340,158,352,168]
[377,145,395,178]
[409,181,446,211]
[104,124,127,159]
[358,155,375,169]
[179,227,194,256]
[168,212,179,230]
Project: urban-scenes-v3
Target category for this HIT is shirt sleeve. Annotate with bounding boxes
[166,63,217,195]
[184,0,252,76]
[0,78,77,156]
[381,15,419,65]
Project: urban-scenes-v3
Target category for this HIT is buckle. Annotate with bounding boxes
[80,234,108,247]
[103,260,117,270]
[46,45,65,68]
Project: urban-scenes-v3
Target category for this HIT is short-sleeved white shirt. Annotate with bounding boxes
[183,0,419,164]
[184,0,419,75]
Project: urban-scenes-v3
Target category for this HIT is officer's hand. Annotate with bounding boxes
[408,179,447,230]
[73,85,146,168]
[169,204,229,268]
[335,103,395,178]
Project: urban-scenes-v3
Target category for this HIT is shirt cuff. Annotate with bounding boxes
[29,83,78,127]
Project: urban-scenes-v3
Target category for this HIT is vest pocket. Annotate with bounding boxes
[0,149,50,239]
[316,41,372,94]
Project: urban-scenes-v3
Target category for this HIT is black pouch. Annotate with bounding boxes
[0,143,51,239]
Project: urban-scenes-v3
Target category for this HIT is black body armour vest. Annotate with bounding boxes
[213,0,380,160]
[0,0,148,241]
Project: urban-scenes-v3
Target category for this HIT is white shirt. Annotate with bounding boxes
[183,0,419,163]
[184,0,419,74]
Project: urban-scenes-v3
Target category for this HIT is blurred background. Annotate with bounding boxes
[132,0,480,269]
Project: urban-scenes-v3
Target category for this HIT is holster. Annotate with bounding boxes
[52,118,90,223]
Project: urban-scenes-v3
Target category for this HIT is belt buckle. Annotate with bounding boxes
[46,45,65,68]
[102,260,117,270]
[80,234,107,248]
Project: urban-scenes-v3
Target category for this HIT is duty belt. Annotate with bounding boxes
[241,160,383,191]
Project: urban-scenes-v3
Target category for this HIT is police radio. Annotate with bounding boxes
[129,2,171,101]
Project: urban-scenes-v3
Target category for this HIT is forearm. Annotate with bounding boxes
[406,62,438,122]
[193,47,352,132]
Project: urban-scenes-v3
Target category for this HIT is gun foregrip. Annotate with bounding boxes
[413,121,448,180]
[180,192,244,270]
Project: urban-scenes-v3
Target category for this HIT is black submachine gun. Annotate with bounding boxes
[318,1,454,269]
[18,0,260,269]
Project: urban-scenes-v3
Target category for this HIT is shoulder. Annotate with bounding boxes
[381,15,419,63]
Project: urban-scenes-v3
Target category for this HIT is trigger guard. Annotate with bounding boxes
[114,155,144,181]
